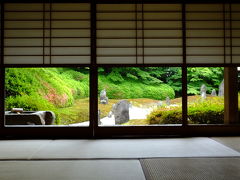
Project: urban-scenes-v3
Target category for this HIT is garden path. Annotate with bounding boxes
[69,105,154,126]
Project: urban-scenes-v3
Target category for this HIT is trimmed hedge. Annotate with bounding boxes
[98,76,175,100]
[148,97,224,124]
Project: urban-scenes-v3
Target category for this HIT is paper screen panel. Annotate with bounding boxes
[144,4,182,64]
[186,4,225,64]
[50,3,90,64]
[232,4,240,63]
[4,3,44,64]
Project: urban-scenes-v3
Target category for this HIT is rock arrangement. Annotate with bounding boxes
[211,89,217,96]
[166,97,171,106]
[200,84,207,99]
[100,89,108,104]
[112,100,130,124]
[200,80,224,99]
[218,80,224,96]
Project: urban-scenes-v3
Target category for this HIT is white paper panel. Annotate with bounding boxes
[97,57,136,64]
[4,3,90,65]
[233,56,240,63]
[186,4,223,11]
[144,4,181,11]
[52,3,90,11]
[97,13,135,20]
[145,48,182,55]
[233,48,240,55]
[5,30,43,37]
[97,21,135,29]
[144,30,182,37]
[186,13,223,20]
[97,48,135,56]
[5,21,43,29]
[4,56,43,64]
[97,39,136,47]
[52,38,90,46]
[187,38,224,46]
[145,56,182,64]
[187,30,224,37]
[232,30,240,37]
[97,30,135,38]
[187,47,224,55]
[5,39,43,46]
[51,30,90,37]
[51,56,90,64]
[52,12,90,19]
[187,56,224,63]
[5,12,43,19]
[144,21,181,29]
[51,21,90,28]
[186,21,223,29]
[5,3,43,11]
[51,47,90,55]
[144,12,181,20]
[145,39,182,46]
[5,48,43,55]
[233,38,240,46]
[97,4,135,11]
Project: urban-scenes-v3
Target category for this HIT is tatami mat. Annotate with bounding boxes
[0,160,146,180]
[140,158,240,180]
[211,137,240,153]
[0,138,239,159]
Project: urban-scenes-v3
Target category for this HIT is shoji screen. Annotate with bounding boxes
[51,3,90,64]
[144,4,182,63]
[232,4,240,63]
[4,3,90,64]
[97,4,136,64]
[4,3,44,64]
[96,4,182,64]
[186,4,225,64]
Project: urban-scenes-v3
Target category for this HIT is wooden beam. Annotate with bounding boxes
[224,67,239,124]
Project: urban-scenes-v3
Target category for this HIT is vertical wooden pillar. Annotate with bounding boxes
[224,67,239,124]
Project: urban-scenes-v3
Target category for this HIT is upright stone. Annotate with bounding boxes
[98,110,101,125]
[157,101,163,107]
[112,100,130,124]
[218,80,224,96]
[200,84,207,99]
[211,89,217,96]
[100,89,108,104]
[166,97,171,106]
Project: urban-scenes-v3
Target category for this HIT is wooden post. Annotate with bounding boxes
[224,67,239,124]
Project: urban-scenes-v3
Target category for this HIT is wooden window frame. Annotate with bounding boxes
[0,0,240,139]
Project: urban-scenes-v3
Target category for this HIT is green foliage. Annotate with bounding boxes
[187,67,224,95]
[98,76,175,100]
[148,97,224,124]
[5,68,89,125]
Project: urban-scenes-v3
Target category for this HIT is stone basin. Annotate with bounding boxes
[5,111,55,125]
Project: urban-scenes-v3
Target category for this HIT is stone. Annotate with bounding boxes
[218,80,224,96]
[157,101,163,107]
[211,89,217,96]
[166,97,171,106]
[200,84,207,99]
[100,89,108,104]
[98,110,101,125]
[5,111,55,125]
[112,100,130,124]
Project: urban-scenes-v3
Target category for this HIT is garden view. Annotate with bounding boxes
[5,67,225,126]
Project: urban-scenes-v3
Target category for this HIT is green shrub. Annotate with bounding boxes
[148,97,224,124]
[98,76,175,100]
